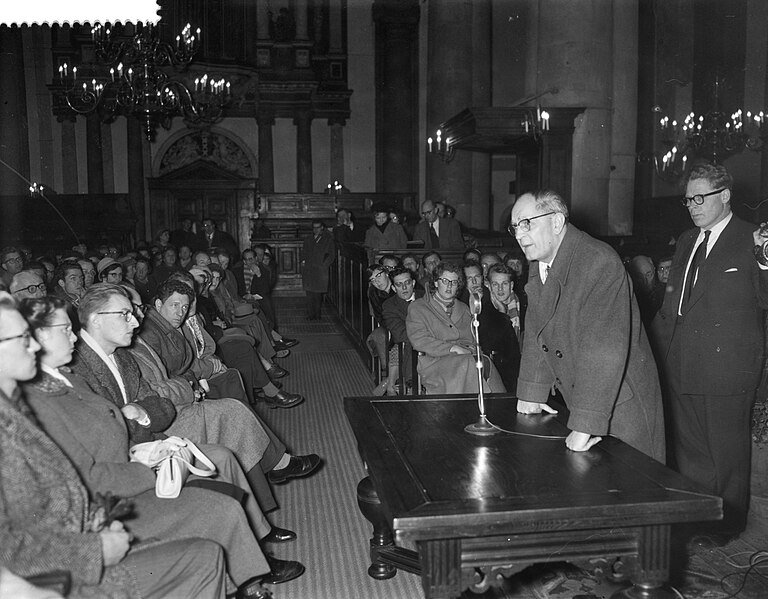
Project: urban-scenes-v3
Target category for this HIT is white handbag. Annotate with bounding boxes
[129,436,216,499]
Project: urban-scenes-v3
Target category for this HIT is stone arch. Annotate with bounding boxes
[152,126,258,179]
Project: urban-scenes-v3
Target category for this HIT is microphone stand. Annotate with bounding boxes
[465,293,497,436]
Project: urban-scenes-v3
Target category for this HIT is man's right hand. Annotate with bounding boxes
[516,400,558,415]
[99,522,131,566]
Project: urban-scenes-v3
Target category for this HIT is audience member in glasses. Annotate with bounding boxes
[382,266,425,391]
[413,200,465,250]
[653,163,768,543]
[0,247,24,288]
[10,271,47,300]
[406,261,505,395]
[511,190,665,461]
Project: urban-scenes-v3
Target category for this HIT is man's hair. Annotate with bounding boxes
[78,283,130,326]
[487,263,513,280]
[684,162,733,192]
[378,253,400,268]
[480,252,502,264]
[401,252,418,264]
[154,279,194,304]
[388,266,412,284]
[53,260,83,284]
[463,261,483,276]
[433,261,465,290]
[0,247,20,264]
[462,248,481,263]
[312,220,326,228]
[242,248,255,260]
[166,270,196,289]
[202,218,216,227]
[527,189,570,219]
[192,250,210,263]
[422,251,442,267]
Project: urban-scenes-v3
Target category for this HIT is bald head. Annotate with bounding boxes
[628,255,656,291]
[10,271,46,300]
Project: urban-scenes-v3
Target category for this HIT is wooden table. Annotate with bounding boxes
[345,394,722,599]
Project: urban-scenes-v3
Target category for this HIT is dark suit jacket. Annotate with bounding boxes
[302,231,335,292]
[382,289,425,344]
[478,293,521,393]
[200,229,239,259]
[412,216,464,249]
[518,225,665,461]
[233,264,271,298]
[653,214,768,395]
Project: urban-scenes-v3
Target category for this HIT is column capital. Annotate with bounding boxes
[293,111,313,126]
[257,114,275,127]
[328,117,346,127]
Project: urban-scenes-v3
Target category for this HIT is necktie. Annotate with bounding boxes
[542,265,550,284]
[682,230,710,305]
[429,223,440,249]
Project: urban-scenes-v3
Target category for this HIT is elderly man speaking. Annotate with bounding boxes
[510,190,665,461]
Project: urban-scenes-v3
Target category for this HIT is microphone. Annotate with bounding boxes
[469,291,483,316]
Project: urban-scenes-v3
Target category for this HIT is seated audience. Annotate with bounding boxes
[53,260,85,307]
[77,258,97,288]
[97,258,123,284]
[366,264,395,395]
[419,250,442,291]
[382,267,425,392]
[364,204,408,261]
[10,271,47,300]
[406,261,505,394]
[0,295,229,599]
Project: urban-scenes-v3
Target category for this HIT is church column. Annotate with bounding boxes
[0,25,29,241]
[86,112,105,194]
[295,111,313,192]
[258,114,275,193]
[329,119,345,185]
[127,118,146,243]
[295,0,309,40]
[373,0,420,194]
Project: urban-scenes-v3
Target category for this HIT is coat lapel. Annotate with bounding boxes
[681,218,736,313]
[73,341,122,408]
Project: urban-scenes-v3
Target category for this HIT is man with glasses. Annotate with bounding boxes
[412,200,465,249]
[9,271,47,300]
[653,163,768,545]
[406,262,505,394]
[383,267,425,389]
[0,247,24,288]
[510,190,665,462]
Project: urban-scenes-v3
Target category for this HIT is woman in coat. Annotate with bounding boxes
[0,295,228,599]
[364,206,408,262]
[406,262,506,395]
[19,296,303,592]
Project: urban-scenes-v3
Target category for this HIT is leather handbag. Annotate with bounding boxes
[129,437,216,499]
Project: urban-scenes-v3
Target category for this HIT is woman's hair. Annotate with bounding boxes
[19,296,67,332]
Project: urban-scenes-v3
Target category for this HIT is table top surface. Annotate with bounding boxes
[345,394,722,539]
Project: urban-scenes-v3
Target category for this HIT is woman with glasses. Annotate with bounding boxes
[406,262,506,395]
[19,295,304,594]
[0,294,232,598]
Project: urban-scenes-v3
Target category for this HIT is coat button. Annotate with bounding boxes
[542,344,549,352]
[555,350,563,358]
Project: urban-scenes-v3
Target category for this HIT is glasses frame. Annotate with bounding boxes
[508,211,557,234]
[392,279,414,289]
[680,187,726,207]
[12,283,48,295]
[42,322,74,335]
[0,330,32,346]
[435,277,460,288]
[96,307,139,322]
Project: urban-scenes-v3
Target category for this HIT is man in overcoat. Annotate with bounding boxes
[511,190,665,461]
[302,220,335,320]
[412,200,465,249]
[653,163,768,539]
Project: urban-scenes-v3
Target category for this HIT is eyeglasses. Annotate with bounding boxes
[0,330,32,346]
[680,188,726,207]
[369,271,386,282]
[508,211,557,234]
[421,209,435,216]
[12,283,47,294]
[132,303,149,313]
[96,307,139,322]
[436,277,459,288]
[43,323,74,335]
[2,255,22,265]
[393,279,413,289]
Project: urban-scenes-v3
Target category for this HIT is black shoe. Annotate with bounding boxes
[259,390,304,409]
[261,556,305,585]
[235,578,272,599]
[262,526,297,544]
[268,454,322,484]
[274,348,290,359]
[279,337,299,348]
[267,364,288,379]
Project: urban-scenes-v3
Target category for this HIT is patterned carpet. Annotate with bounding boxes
[254,297,768,599]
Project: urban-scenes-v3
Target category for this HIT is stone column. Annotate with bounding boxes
[258,114,275,193]
[373,0,420,194]
[86,112,105,194]
[0,26,30,197]
[295,0,308,40]
[295,111,313,192]
[329,119,345,185]
[126,117,146,242]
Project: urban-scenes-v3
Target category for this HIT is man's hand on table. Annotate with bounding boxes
[566,430,602,452]
[516,400,558,415]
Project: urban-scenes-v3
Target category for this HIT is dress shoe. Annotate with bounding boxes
[262,526,297,544]
[268,454,322,484]
[261,556,305,585]
[274,348,290,359]
[278,337,299,348]
[266,364,288,379]
[260,390,304,409]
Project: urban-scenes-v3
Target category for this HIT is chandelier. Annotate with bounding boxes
[649,78,766,180]
[57,22,231,141]
[426,107,550,163]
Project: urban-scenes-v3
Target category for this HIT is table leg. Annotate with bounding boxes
[418,538,463,599]
[356,477,398,579]
[611,525,676,599]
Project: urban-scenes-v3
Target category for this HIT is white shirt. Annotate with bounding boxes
[41,363,72,387]
[80,329,129,404]
[431,216,441,237]
[538,261,551,284]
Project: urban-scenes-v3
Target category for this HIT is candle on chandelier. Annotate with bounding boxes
[428,137,433,152]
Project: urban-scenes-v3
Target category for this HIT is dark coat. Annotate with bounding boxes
[199,229,239,259]
[653,214,768,395]
[412,216,464,249]
[138,307,197,382]
[382,289,425,344]
[302,230,335,292]
[478,293,521,394]
[364,222,408,251]
[518,225,665,462]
